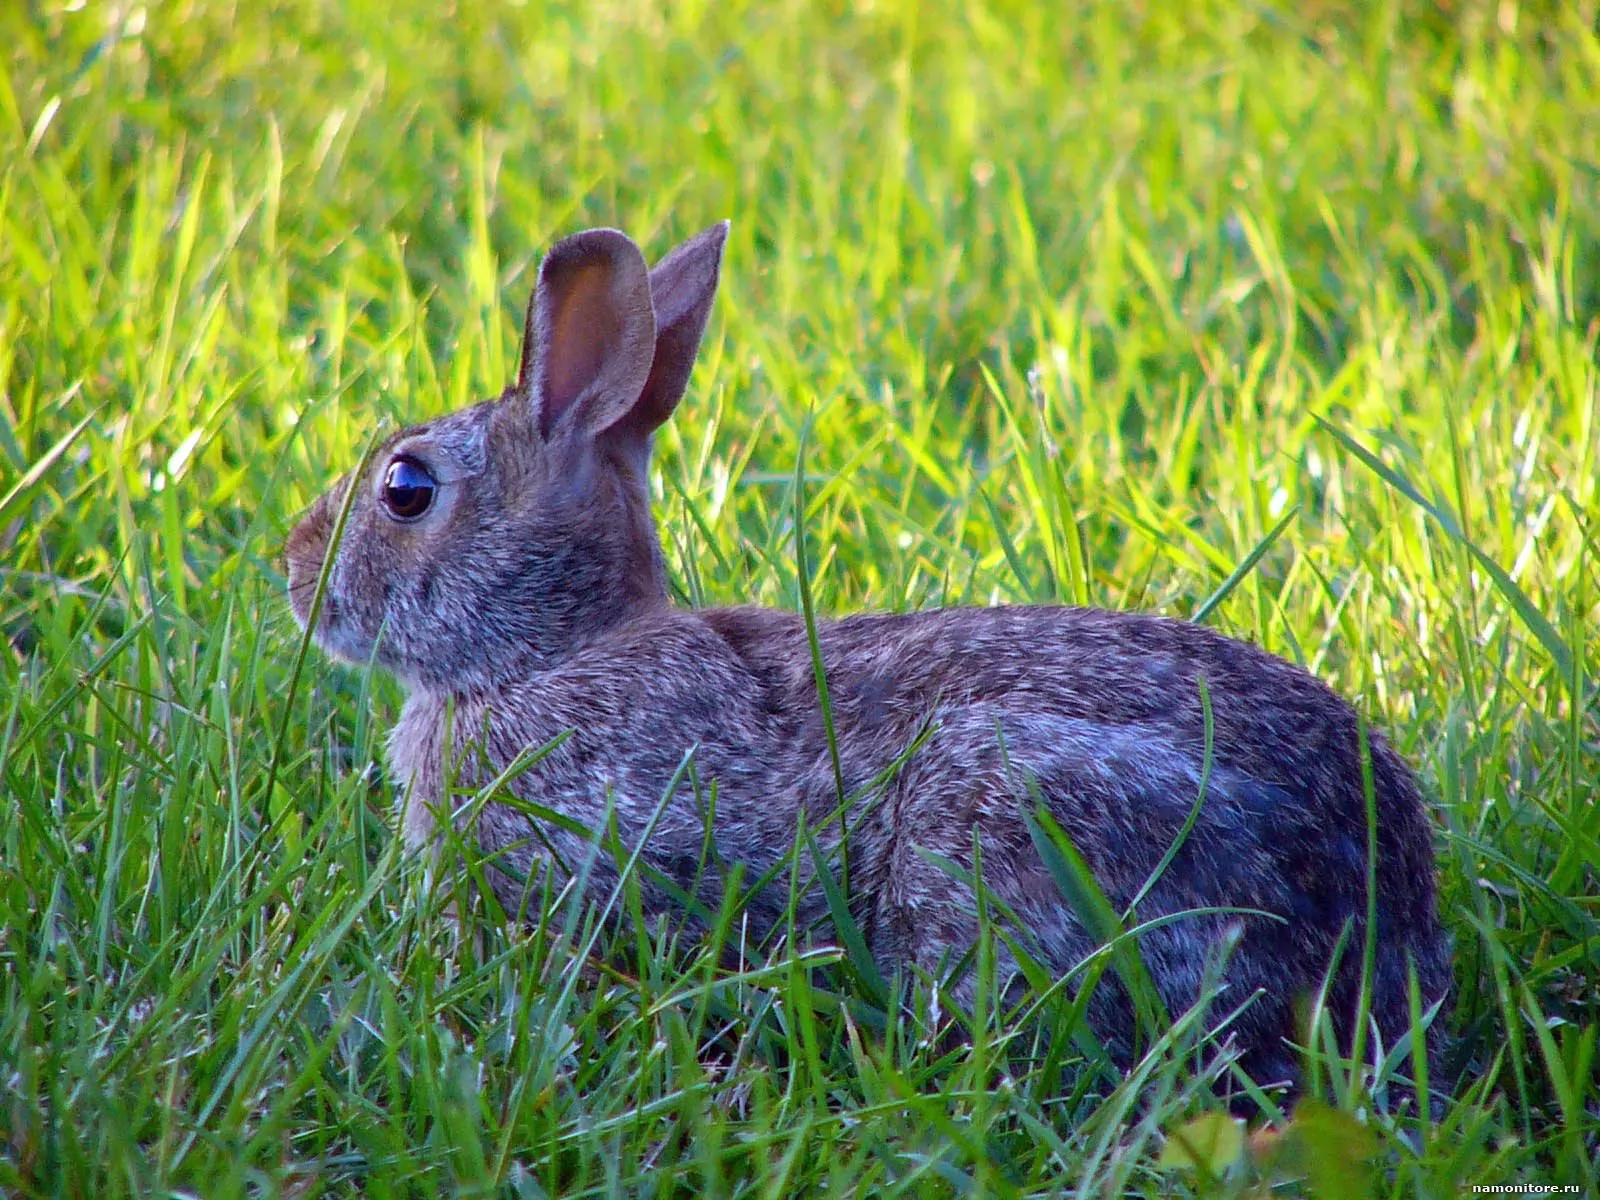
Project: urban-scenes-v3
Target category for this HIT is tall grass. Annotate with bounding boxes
[2,0,1597,1194]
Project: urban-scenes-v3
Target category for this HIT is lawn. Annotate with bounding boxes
[2,0,1597,1195]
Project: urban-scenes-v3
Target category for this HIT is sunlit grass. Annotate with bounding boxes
[1,0,1597,1195]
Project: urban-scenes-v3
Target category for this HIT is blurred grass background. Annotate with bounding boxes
[1,0,1597,1195]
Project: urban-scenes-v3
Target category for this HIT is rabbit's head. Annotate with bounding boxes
[285,223,727,691]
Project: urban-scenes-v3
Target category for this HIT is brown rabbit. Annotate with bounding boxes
[286,222,1450,1096]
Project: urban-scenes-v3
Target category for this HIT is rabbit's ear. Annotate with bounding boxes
[610,221,730,443]
[518,228,657,440]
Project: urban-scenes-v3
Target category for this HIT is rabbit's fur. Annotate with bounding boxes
[287,223,1450,1095]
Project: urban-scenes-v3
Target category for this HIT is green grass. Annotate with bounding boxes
[3,0,1598,1194]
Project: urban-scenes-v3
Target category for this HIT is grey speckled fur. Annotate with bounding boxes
[286,222,1450,1094]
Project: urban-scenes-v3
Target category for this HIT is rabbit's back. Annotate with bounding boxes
[711,605,1446,1037]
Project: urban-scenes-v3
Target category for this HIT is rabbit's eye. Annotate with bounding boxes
[381,456,436,520]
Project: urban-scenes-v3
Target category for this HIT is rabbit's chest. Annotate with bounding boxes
[389,694,446,850]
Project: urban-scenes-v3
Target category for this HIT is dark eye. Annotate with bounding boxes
[381,456,436,520]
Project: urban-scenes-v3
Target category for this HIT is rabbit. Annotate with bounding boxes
[285,222,1451,1098]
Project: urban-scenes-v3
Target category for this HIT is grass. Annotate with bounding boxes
[2,0,1598,1194]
